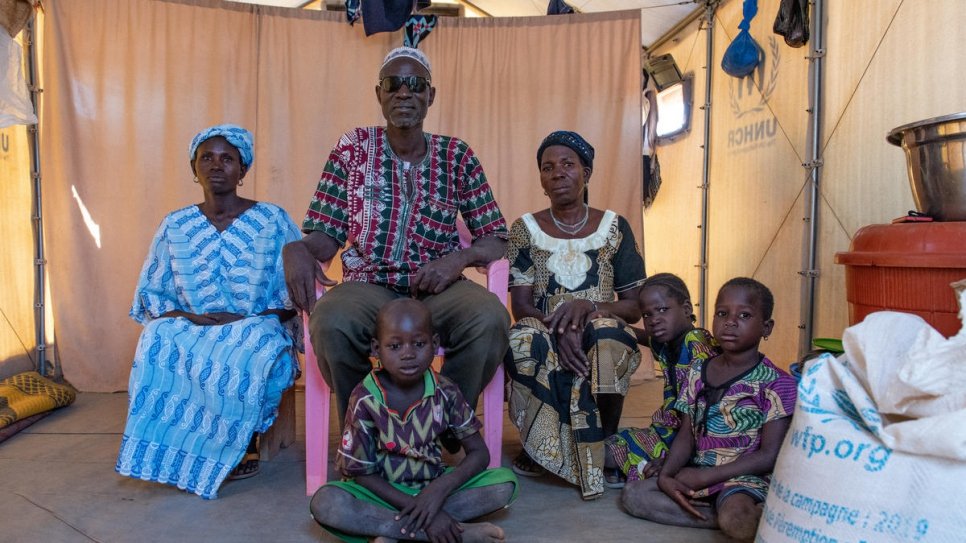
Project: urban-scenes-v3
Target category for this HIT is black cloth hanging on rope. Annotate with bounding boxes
[547,0,575,15]
[773,0,809,48]
[360,0,415,36]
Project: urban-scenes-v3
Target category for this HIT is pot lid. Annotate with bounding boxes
[887,111,966,146]
[835,222,966,268]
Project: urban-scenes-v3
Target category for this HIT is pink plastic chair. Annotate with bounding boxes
[302,222,508,495]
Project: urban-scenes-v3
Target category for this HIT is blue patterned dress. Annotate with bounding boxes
[115,202,301,499]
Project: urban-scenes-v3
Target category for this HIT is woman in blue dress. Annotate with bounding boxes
[115,124,302,499]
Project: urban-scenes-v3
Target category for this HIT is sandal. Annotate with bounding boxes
[230,452,260,480]
[511,451,546,478]
[604,467,626,489]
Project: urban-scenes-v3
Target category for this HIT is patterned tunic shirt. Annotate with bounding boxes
[303,127,508,288]
[674,355,797,497]
[337,370,482,488]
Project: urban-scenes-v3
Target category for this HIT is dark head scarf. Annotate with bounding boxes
[536,130,595,170]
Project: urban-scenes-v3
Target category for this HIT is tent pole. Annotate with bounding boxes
[24,18,47,377]
[697,1,716,328]
[800,0,825,358]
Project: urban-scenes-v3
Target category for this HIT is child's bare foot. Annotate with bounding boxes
[459,522,505,543]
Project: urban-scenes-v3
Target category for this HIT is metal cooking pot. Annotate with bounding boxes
[887,112,966,221]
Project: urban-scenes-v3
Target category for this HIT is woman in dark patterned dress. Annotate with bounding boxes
[504,131,646,500]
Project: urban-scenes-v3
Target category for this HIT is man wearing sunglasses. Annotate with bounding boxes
[284,46,510,428]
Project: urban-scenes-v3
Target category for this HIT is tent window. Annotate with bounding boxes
[655,76,693,143]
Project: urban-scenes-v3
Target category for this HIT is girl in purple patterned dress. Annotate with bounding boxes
[621,277,797,541]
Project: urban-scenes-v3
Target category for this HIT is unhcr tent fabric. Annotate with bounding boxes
[38,0,643,391]
[644,0,966,367]
[0,123,37,381]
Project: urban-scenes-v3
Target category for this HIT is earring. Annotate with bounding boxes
[238,179,244,187]
[193,176,199,183]
[543,190,548,196]
[764,335,770,341]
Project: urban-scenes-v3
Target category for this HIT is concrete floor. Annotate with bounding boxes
[0,376,732,542]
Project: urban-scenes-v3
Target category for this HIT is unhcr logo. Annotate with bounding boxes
[727,36,780,152]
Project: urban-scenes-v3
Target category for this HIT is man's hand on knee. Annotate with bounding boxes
[411,255,464,295]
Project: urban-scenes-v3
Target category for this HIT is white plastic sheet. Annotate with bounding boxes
[0,31,36,128]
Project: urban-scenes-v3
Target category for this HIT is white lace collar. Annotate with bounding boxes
[521,210,617,252]
[521,210,617,290]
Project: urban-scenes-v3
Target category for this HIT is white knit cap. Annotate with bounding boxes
[381,46,432,76]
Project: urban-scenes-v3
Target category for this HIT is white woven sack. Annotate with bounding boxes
[756,289,966,543]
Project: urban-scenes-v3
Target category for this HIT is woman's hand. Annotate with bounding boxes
[544,299,596,335]
[555,328,589,377]
[544,300,597,377]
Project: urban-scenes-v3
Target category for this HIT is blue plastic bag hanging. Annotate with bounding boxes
[721,0,762,77]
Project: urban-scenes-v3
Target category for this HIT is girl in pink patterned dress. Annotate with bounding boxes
[621,277,797,541]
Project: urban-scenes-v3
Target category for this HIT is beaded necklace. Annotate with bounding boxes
[550,204,589,235]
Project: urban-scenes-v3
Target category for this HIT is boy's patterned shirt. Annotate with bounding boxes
[337,369,482,488]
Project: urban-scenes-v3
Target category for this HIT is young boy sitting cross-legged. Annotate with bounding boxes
[310,298,517,543]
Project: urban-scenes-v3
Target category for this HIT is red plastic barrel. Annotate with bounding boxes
[834,222,966,337]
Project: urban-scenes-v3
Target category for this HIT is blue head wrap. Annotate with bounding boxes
[537,130,595,170]
[188,124,254,169]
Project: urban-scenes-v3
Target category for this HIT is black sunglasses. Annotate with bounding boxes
[379,75,431,93]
